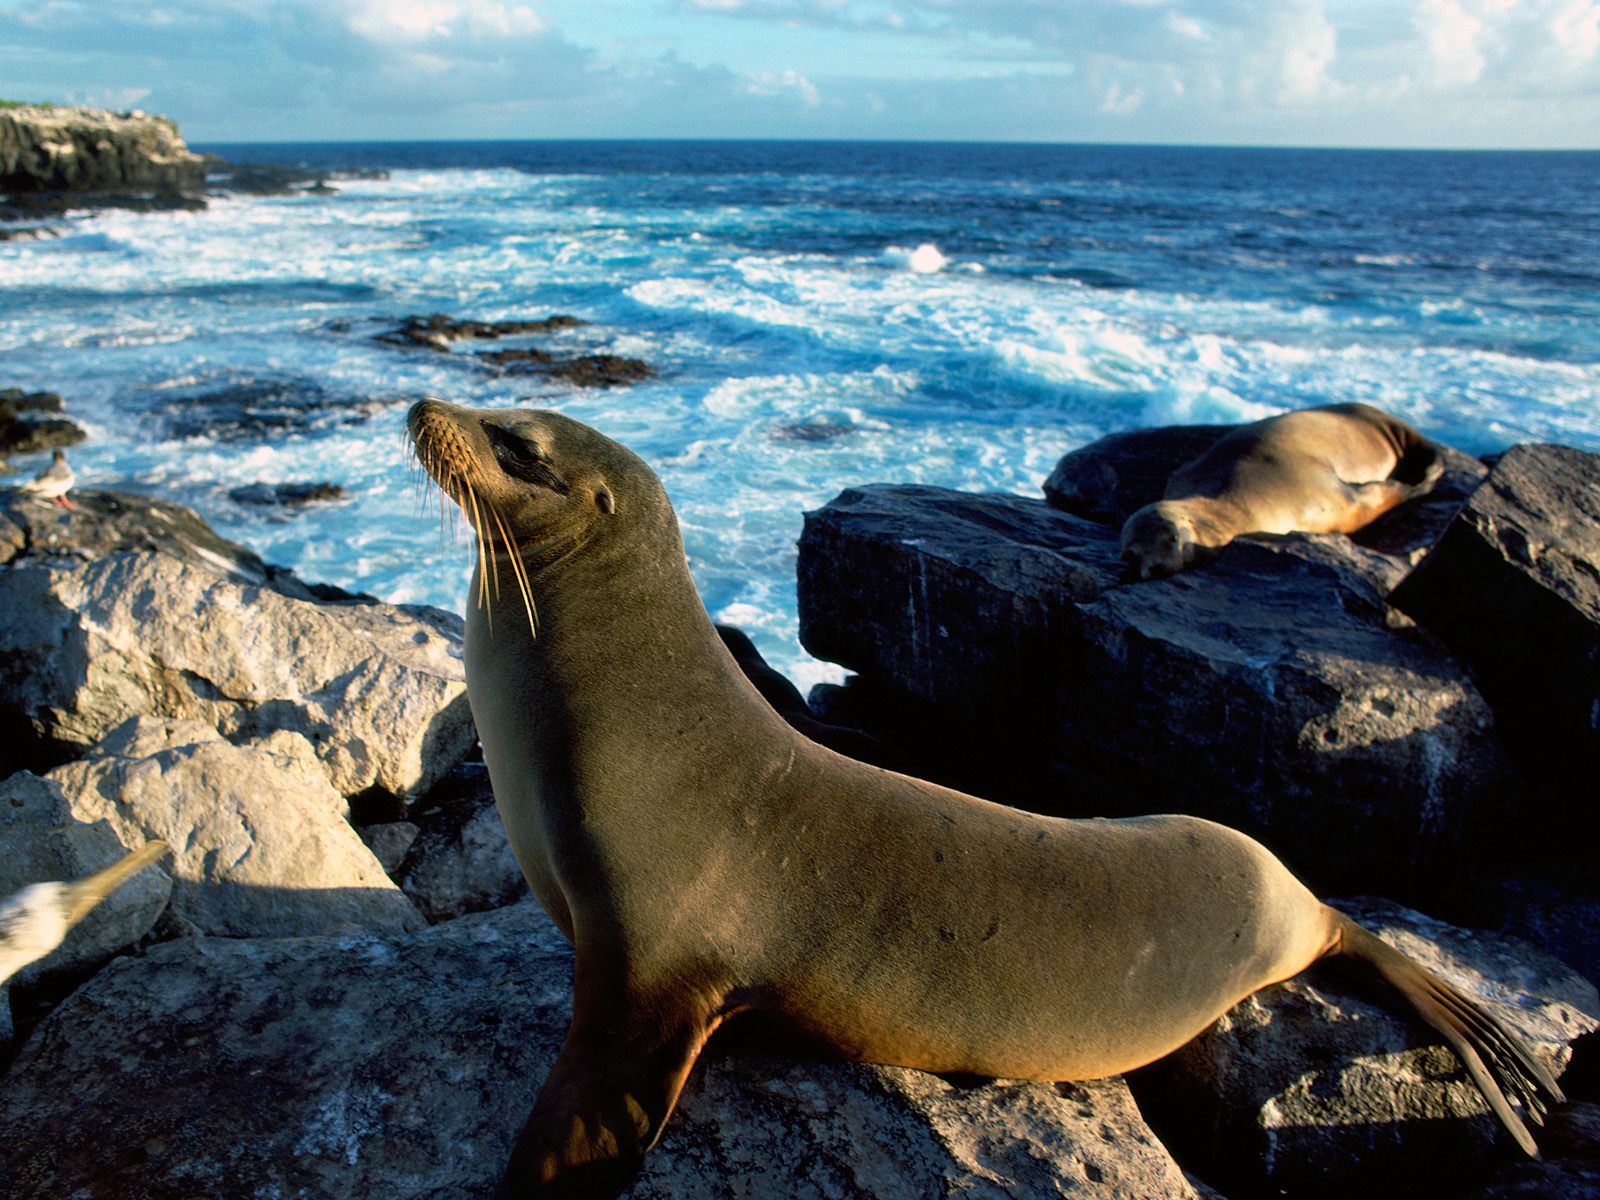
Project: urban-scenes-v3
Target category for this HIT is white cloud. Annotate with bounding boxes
[344,0,546,45]
[745,67,821,105]
[1415,0,1488,85]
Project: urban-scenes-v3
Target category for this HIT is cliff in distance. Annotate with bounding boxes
[0,103,204,197]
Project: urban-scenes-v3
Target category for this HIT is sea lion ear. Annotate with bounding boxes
[595,484,616,515]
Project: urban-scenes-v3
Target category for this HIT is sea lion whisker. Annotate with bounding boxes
[488,503,539,639]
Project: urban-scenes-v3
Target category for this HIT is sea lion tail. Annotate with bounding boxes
[1331,911,1564,1157]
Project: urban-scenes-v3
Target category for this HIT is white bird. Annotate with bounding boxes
[0,841,170,986]
[20,448,76,508]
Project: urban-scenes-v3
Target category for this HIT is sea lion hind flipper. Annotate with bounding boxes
[1332,912,1563,1157]
[499,1007,716,1198]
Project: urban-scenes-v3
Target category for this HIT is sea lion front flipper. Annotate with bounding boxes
[499,994,719,1199]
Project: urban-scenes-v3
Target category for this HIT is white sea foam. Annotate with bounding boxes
[880,243,949,273]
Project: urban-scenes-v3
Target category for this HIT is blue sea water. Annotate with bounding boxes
[2,141,1597,689]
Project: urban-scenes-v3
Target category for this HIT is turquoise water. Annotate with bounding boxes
[3,141,1597,687]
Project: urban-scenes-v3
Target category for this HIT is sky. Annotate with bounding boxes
[0,0,1597,148]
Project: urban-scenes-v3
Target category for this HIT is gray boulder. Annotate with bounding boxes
[1137,899,1599,1199]
[1464,1101,1600,1199]
[1391,443,1600,792]
[396,762,527,922]
[0,901,1207,1200]
[0,770,170,993]
[46,717,422,938]
[0,489,474,801]
[798,485,1512,893]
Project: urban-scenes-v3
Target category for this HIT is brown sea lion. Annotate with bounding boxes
[406,399,1557,1198]
[1120,402,1443,579]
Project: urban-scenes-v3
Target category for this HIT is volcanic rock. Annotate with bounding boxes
[1391,443,1600,798]
[1136,899,1600,1199]
[0,901,1209,1200]
[0,104,204,198]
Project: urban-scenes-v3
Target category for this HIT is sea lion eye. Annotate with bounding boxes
[484,424,570,495]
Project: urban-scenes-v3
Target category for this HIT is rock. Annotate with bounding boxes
[0,224,58,242]
[0,492,474,801]
[46,717,422,938]
[1135,899,1600,1200]
[0,770,170,991]
[0,486,343,597]
[1045,424,1233,524]
[1465,1101,1600,1199]
[359,821,420,877]
[0,104,204,198]
[148,374,392,442]
[397,762,527,922]
[1044,421,1489,558]
[0,387,86,456]
[377,312,585,351]
[1466,869,1600,990]
[544,354,655,388]
[797,485,1511,893]
[227,480,345,507]
[478,346,555,369]
[1391,443,1600,796]
[0,901,1206,1199]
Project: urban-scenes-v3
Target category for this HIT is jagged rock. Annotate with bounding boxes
[798,485,1512,893]
[1392,443,1600,795]
[0,770,170,991]
[46,717,421,938]
[0,489,473,801]
[1135,899,1600,1200]
[1044,420,1489,558]
[0,901,1206,1200]
[0,104,204,197]
[545,354,655,388]
[398,762,527,922]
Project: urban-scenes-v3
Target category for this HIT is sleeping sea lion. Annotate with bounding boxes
[1121,403,1443,579]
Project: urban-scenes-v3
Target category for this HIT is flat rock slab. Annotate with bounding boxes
[1392,443,1600,791]
[798,485,1511,893]
[1137,899,1600,1199]
[0,902,1205,1200]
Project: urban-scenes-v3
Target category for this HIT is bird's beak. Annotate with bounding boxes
[63,841,170,926]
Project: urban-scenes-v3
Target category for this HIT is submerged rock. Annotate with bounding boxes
[0,901,1208,1200]
[227,480,345,507]
[148,375,392,442]
[1137,900,1599,1199]
[377,312,584,352]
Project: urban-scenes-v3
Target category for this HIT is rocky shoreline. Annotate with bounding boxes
[0,416,1596,1198]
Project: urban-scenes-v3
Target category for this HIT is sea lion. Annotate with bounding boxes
[1120,403,1443,580]
[406,399,1558,1198]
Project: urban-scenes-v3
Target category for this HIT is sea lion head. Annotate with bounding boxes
[1119,501,1194,580]
[407,401,673,631]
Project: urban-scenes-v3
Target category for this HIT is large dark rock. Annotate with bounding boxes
[1045,421,1489,558]
[0,388,86,457]
[148,374,394,442]
[1391,443,1600,794]
[0,105,204,198]
[0,902,1210,1200]
[1134,899,1599,1200]
[799,484,1514,895]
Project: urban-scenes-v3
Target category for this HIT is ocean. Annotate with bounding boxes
[2,141,1597,689]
